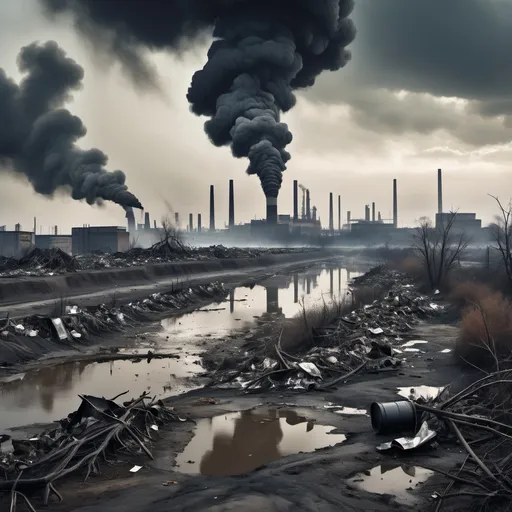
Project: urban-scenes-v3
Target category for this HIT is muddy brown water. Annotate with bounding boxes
[349,464,434,504]
[0,264,361,432]
[174,407,347,476]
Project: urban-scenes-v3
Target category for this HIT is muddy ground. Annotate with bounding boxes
[0,261,475,512]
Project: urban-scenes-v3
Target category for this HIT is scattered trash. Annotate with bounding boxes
[298,362,322,379]
[397,386,444,401]
[376,421,436,451]
[130,465,143,473]
[401,340,428,348]
[50,318,69,341]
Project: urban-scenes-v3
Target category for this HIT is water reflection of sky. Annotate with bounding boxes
[161,265,360,340]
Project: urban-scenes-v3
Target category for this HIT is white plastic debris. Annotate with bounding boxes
[15,324,25,333]
[27,330,38,337]
[65,305,80,315]
[70,330,82,339]
[298,362,322,379]
[368,327,384,335]
[326,356,338,364]
[50,318,69,341]
[401,340,428,348]
[130,465,143,473]
[377,421,437,451]
[150,425,159,431]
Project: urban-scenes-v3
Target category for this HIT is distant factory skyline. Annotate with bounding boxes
[2,1,512,231]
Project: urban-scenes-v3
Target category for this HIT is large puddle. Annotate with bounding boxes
[160,265,360,344]
[175,407,346,476]
[0,262,362,431]
[349,464,434,504]
[0,356,201,431]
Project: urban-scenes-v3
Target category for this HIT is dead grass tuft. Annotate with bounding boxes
[457,291,512,367]
[280,299,351,354]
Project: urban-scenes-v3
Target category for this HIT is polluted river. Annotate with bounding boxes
[0,263,360,432]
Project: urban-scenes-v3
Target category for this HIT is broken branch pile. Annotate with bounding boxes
[413,370,512,511]
[0,392,184,511]
[211,281,442,392]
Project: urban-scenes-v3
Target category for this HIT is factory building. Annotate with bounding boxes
[72,226,129,255]
[35,234,72,254]
[0,230,35,258]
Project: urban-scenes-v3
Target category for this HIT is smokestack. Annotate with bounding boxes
[54,225,58,235]
[209,185,215,231]
[266,196,278,224]
[189,213,193,232]
[174,212,180,229]
[228,179,235,228]
[329,193,334,231]
[347,211,351,225]
[378,211,382,222]
[365,205,370,222]
[144,212,150,230]
[15,223,20,232]
[312,206,317,222]
[293,180,298,221]
[33,217,36,234]
[372,202,376,222]
[393,179,398,228]
[198,213,202,233]
[126,208,136,233]
[306,189,311,220]
[438,168,443,214]
[338,195,341,231]
[154,220,157,229]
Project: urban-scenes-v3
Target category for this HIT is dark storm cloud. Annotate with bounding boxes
[0,41,142,208]
[39,0,356,199]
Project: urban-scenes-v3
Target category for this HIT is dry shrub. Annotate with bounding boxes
[456,291,512,366]
[449,281,494,307]
[280,300,350,354]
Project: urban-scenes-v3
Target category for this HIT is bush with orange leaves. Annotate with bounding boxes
[457,290,512,367]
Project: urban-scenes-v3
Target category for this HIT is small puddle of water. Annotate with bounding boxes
[397,386,444,401]
[175,407,346,476]
[349,464,434,504]
[0,356,201,431]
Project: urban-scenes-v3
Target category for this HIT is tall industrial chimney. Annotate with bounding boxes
[228,179,235,228]
[293,180,298,221]
[365,205,370,222]
[437,168,443,214]
[347,211,351,225]
[189,213,193,232]
[198,213,202,233]
[175,212,180,229]
[266,196,278,224]
[338,195,341,231]
[393,179,398,228]
[209,185,215,231]
[306,189,311,220]
[372,202,376,222]
[54,225,58,235]
[125,208,136,233]
[33,217,36,234]
[154,220,157,229]
[312,206,317,222]
[329,193,334,231]
[144,212,150,230]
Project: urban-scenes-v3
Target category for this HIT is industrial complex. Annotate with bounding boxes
[0,169,486,257]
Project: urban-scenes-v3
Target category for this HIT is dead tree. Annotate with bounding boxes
[413,212,469,289]
[149,215,188,256]
[488,195,512,290]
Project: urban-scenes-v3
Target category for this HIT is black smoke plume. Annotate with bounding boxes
[0,41,142,209]
[41,0,356,199]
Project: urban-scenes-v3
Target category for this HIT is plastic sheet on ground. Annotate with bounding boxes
[376,421,437,451]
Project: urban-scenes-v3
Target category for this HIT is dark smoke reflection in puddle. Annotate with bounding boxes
[160,265,361,344]
[175,407,346,476]
[0,356,201,431]
[349,464,434,504]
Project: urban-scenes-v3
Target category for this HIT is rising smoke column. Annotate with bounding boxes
[0,41,142,209]
[41,0,355,218]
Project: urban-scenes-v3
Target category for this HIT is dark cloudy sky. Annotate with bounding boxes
[1,0,512,233]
